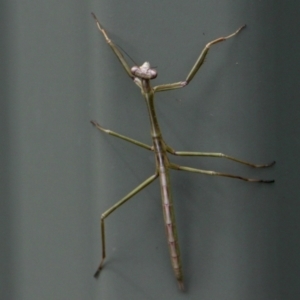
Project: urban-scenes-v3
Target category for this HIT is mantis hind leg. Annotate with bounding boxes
[94,173,158,278]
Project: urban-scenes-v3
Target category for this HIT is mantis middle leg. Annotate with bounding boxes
[91,121,153,151]
[169,163,274,183]
[165,144,275,168]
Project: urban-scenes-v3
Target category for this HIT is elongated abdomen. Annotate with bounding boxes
[156,148,184,290]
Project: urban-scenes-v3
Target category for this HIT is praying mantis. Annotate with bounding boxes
[91,13,275,291]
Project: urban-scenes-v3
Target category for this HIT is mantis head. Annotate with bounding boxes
[131,62,157,80]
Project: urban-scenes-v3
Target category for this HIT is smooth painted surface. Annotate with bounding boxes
[1,1,299,299]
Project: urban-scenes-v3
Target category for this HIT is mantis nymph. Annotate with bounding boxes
[91,13,275,291]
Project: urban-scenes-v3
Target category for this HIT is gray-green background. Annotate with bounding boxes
[1,1,299,299]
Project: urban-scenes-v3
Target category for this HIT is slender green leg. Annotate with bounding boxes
[91,13,134,79]
[169,163,274,183]
[94,173,159,278]
[165,145,275,168]
[91,120,153,151]
[153,25,246,93]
